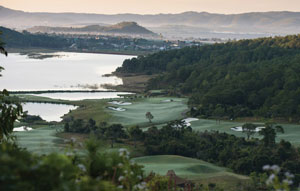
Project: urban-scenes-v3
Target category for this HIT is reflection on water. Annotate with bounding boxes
[22,102,77,122]
[0,52,134,91]
[30,92,133,101]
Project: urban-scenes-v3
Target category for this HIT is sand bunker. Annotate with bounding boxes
[108,101,132,106]
[161,99,175,103]
[182,118,199,126]
[107,106,126,112]
[231,126,265,132]
[14,126,33,132]
[172,118,199,128]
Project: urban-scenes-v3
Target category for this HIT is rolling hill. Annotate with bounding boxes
[27,22,157,36]
[1,6,300,39]
[134,155,249,190]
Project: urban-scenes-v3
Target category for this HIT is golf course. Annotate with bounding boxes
[134,155,249,190]
[14,126,65,154]
[107,97,188,127]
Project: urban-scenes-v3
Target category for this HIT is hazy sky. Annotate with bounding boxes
[1,0,300,14]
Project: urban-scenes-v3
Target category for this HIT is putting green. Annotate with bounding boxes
[108,97,188,127]
[133,155,248,181]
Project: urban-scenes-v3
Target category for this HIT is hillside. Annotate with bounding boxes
[116,35,300,120]
[134,155,249,190]
[27,22,157,36]
[0,26,69,48]
[1,6,300,39]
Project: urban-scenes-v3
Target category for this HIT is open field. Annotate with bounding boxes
[134,155,249,190]
[190,119,300,146]
[107,97,188,127]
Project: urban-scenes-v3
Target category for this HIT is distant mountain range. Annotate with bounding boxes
[27,22,157,36]
[1,5,300,39]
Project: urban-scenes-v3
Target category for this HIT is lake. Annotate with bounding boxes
[0,52,135,120]
[22,102,77,122]
[28,92,133,101]
[0,52,134,91]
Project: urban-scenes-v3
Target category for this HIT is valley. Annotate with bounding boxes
[2,3,300,190]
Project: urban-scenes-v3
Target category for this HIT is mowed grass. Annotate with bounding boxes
[14,126,66,155]
[107,97,188,127]
[190,119,300,146]
[66,99,111,124]
[134,155,249,190]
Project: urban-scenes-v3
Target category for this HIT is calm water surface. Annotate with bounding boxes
[0,52,134,121]
[29,92,133,101]
[22,102,77,122]
[0,52,134,91]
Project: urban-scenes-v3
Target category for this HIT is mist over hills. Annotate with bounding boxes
[1,5,300,39]
[27,22,157,37]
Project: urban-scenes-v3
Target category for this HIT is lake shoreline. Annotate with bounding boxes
[9,90,121,94]
[102,72,157,93]
[6,47,142,56]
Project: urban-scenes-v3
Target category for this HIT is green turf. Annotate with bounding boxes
[107,97,188,127]
[190,119,300,146]
[133,155,248,181]
[14,126,66,155]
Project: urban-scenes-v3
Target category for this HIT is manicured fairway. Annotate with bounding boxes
[14,126,65,155]
[134,155,249,188]
[190,119,300,146]
[108,97,188,127]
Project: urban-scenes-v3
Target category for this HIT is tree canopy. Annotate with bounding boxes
[117,35,300,120]
[0,37,22,141]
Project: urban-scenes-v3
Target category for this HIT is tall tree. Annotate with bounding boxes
[105,124,125,148]
[0,34,23,141]
[128,126,143,148]
[259,123,284,147]
[145,112,154,123]
[242,123,257,140]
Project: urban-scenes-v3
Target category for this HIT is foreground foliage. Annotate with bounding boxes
[0,140,147,191]
[0,39,23,142]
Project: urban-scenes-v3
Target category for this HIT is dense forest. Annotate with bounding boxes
[0,27,70,48]
[116,35,300,120]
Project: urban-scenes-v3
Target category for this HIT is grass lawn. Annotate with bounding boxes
[15,127,144,156]
[14,126,66,155]
[66,99,110,124]
[107,97,188,127]
[134,155,249,190]
[190,119,300,146]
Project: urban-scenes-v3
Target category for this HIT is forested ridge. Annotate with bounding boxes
[116,35,300,119]
[0,26,70,48]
